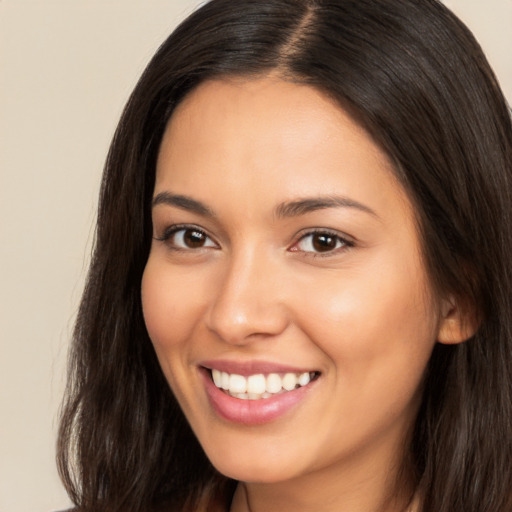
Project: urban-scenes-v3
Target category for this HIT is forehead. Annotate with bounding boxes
[162,77,386,159]
[155,76,412,223]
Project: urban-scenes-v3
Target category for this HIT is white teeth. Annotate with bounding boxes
[298,372,311,386]
[221,371,230,390]
[212,369,222,388]
[247,374,266,394]
[210,369,316,399]
[282,373,297,391]
[229,374,247,394]
[266,373,282,394]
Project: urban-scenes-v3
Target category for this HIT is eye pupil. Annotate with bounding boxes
[312,234,337,252]
[184,229,206,248]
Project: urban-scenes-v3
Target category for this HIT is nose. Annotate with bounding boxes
[205,250,290,345]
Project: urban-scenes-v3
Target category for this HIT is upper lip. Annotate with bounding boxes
[200,359,319,376]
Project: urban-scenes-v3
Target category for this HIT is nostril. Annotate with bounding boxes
[204,263,290,345]
[205,302,290,345]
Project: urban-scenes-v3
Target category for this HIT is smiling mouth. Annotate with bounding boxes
[207,369,320,400]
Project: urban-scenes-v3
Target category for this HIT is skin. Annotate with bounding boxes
[141,76,463,512]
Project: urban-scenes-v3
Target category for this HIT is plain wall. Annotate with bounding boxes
[0,1,510,511]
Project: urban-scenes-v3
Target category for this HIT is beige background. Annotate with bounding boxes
[0,1,510,511]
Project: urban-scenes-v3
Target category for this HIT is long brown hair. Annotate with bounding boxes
[58,1,512,511]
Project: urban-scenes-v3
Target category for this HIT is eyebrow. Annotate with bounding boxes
[274,195,377,219]
[152,192,215,217]
[152,191,377,219]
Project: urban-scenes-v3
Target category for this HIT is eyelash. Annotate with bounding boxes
[154,224,354,256]
[154,224,217,251]
[291,229,354,257]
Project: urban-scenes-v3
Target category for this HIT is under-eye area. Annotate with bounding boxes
[153,222,355,258]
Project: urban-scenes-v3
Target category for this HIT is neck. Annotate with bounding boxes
[229,434,417,512]
[232,483,415,512]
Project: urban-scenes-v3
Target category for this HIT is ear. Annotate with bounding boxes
[437,296,479,345]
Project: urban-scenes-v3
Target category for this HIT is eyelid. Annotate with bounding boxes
[154,223,219,249]
[289,228,355,256]
[153,224,354,255]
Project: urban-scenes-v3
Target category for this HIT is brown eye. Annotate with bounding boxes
[167,228,217,249]
[182,229,207,248]
[294,231,348,254]
[312,233,338,252]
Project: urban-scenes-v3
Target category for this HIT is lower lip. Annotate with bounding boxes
[200,369,316,425]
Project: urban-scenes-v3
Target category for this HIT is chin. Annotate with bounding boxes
[213,460,300,484]
[201,440,303,484]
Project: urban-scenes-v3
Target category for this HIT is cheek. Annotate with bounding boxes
[141,257,210,412]
[299,269,437,442]
[141,266,173,349]
[295,257,438,385]
[141,258,203,358]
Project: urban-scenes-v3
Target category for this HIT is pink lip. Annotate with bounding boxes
[199,367,318,425]
[200,359,315,376]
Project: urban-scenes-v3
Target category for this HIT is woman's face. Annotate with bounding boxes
[142,77,443,485]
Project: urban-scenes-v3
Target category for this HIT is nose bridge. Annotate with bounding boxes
[206,245,288,344]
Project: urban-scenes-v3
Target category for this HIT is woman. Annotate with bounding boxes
[57,0,512,511]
